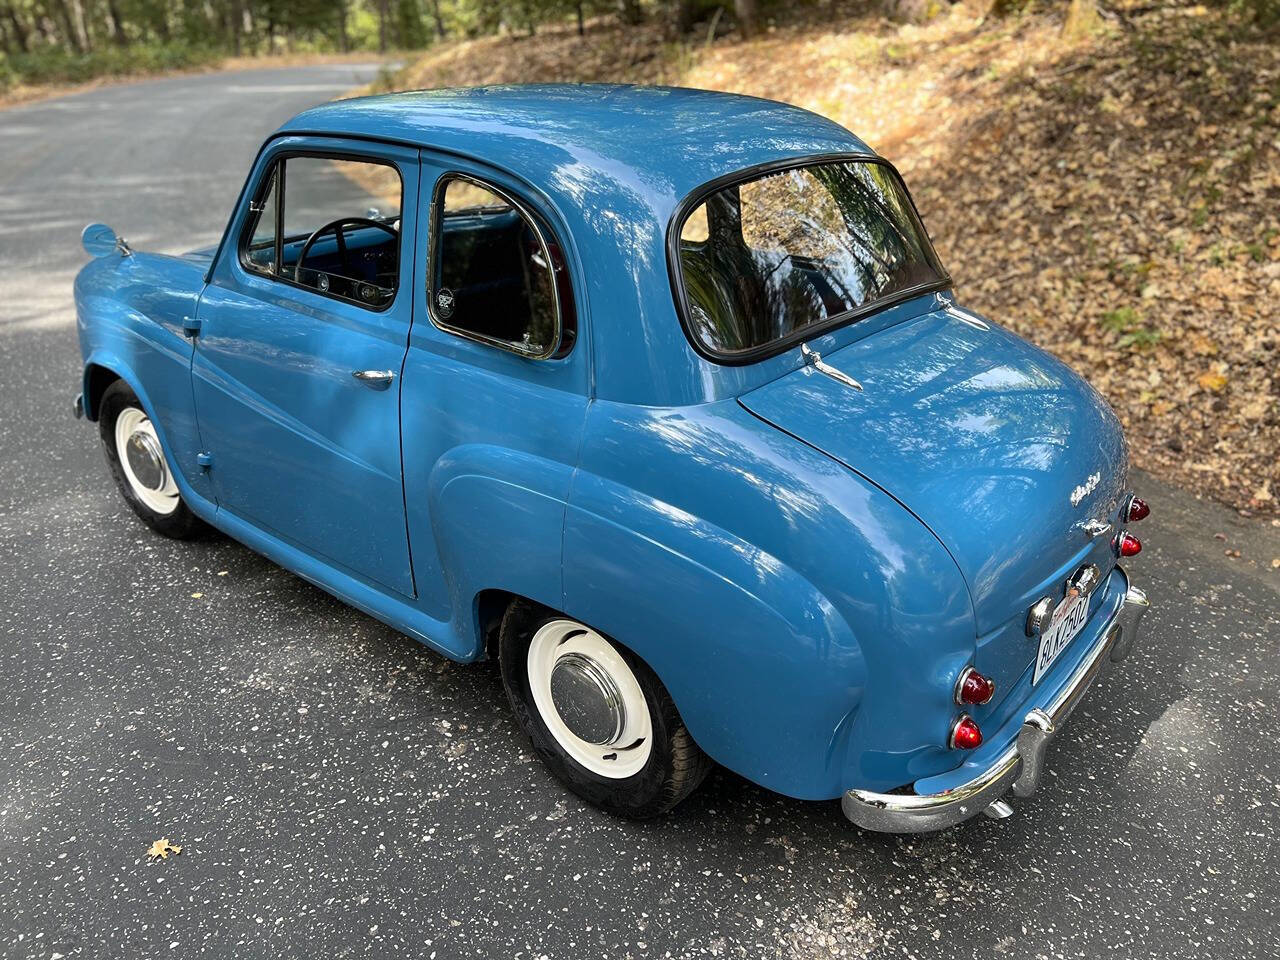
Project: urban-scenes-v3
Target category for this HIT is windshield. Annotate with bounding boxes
[674,158,948,359]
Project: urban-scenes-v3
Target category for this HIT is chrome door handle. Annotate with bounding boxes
[352,369,396,386]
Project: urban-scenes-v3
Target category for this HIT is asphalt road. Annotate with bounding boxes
[2,65,1280,960]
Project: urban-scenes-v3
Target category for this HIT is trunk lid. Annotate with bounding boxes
[739,307,1128,693]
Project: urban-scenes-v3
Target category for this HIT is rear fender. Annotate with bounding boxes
[426,444,573,659]
[562,399,978,801]
[563,475,864,800]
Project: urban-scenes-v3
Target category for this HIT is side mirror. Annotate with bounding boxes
[82,222,129,258]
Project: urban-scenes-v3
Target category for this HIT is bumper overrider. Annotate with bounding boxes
[842,566,1150,833]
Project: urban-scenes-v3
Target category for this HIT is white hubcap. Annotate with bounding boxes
[114,407,179,515]
[527,620,653,778]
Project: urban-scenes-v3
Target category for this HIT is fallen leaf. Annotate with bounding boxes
[190,592,203,599]
[1197,372,1228,392]
[147,838,182,860]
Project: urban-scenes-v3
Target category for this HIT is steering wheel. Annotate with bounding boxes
[295,217,398,285]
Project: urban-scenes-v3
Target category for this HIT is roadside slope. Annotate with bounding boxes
[382,6,1280,518]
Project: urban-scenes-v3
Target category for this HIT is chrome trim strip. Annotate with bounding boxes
[936,293,989,330]
[842,566,1148,833]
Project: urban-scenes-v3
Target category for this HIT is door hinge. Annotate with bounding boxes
[182,316,202,337]
[196,451,213,469]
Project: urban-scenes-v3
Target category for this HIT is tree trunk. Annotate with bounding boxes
[1062,0,1102,40]
[337,0,350,51]
[49,0,82,52]
[672,0,694,35]
[2,3,31,51]
[619,0,643,26]
[63,0,89,51]
[151,3,170,42]
[734,0,757,38]
[428,0,445,40]
[105,0,128,46]
[228,0,243,55]
[576,1,584,36]
[375,0,388,52]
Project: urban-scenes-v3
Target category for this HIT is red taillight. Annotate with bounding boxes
[1127,497,1150,522]
[955,667,995,705]
[949,714,983,750]
[1115,532,1142,557]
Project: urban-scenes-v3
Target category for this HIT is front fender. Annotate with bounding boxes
[76,349,216,523]
[563,399,977,801]
[75,252,212,506]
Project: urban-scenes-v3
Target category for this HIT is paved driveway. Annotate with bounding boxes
[1,65,1278,960]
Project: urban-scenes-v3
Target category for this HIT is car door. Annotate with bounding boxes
[397,159,590,623]
[192,137,418,597]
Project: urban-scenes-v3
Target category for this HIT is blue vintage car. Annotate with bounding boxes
[73,85,1150,831]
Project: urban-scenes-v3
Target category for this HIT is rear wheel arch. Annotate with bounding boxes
[494,594,713,817]
[475,587,519,660]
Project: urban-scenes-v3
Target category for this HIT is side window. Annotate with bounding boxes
[241,155,403,310]
[429,175,573,359]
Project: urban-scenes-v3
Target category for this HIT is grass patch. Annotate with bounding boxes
[1100,307,1163,349]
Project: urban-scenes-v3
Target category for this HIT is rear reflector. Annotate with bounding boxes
[949,714,983,750]
[1115,532,1142,557]
[1127,496,1150,522]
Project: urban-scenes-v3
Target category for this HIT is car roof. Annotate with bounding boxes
[276,84,880,406]
[277,84,872,207]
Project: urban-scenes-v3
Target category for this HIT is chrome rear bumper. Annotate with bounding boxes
[842,569,1149,833]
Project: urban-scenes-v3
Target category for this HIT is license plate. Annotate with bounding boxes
[1033,590,1091,685]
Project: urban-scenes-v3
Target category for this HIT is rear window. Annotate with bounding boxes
[674,158,948,360]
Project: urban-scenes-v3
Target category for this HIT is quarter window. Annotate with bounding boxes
[242,155,403,310]
[429,176,570,358]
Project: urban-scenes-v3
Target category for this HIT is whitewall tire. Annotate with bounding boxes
[526,619,654,778]
[97,380,205,540]
[499,600,712,818]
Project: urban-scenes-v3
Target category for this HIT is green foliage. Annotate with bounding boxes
[0,52,15,92]
[396,0,431,47]
[1221,0,1280,27]
[4,42,220,88]
[1099,306,1139,332]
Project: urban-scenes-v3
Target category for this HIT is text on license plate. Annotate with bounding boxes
[1033,591,1091,685]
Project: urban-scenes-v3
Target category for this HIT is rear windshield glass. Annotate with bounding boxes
[675,159,947,359]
